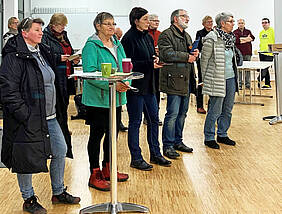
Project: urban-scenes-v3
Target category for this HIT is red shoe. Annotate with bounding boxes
[88,168,110,191]
[102,162,129,182]
[197,107,206,114]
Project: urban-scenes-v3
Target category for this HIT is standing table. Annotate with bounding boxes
[70,72,149,214]
[236,61,274,105]
[263,52,282,125]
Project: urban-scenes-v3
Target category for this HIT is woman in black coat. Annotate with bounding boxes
[121,7,171,171]
[42,13,80,158]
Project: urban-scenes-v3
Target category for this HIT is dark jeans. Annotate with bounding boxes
[127,93,162,161]
[162,91,190,150]
[258,53,273,86]
[87,106,121,171]
[155,68,161,107]
[196,59,204,108]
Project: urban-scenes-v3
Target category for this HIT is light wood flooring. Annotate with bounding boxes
[0,86,281,214]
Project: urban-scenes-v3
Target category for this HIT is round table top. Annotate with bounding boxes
[69,72,144,82]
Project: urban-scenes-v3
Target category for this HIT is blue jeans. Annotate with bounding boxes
[17,118,67,200]
[204,78,236,141]
[127,93,162,161]
[162,93,190,150]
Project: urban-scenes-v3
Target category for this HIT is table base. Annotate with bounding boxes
[79,202,149,214]
[263,115,282,125]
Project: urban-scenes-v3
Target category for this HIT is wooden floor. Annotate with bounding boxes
[0,86,282,214]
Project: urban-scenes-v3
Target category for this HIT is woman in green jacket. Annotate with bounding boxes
[82,12,130,191]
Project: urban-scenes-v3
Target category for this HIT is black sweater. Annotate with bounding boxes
[121,27,156,95]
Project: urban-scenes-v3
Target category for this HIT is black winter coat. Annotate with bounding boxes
[121,27,156,95]
[42,25,74,158]
[0,34,55,173]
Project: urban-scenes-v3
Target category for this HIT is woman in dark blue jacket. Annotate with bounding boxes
[121,7,171,171]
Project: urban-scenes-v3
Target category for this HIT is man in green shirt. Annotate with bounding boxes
[258,18,275,89]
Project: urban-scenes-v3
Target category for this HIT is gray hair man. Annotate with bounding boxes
[233,18,255,89]
[158,9,198,159]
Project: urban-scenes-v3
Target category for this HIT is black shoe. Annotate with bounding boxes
[130,160,153,171]
[23,195,47,214]
[174,142,193,153]
[119,122,128,132]
[163,147,180,159]
[150,156,171,167]
[204,140,220,149]
[217,136,236,146]
[51,187,81,204]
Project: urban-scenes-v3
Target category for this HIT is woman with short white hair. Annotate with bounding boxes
[201,12,239,149]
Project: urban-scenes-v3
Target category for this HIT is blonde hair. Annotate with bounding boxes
[49,13,68,26]
[202,16,212,25]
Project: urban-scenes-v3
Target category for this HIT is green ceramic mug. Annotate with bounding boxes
[101,63,112,77]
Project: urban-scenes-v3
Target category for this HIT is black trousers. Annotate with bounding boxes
[196,59,204,108]
[86,106,121,171]
[258,53,273,86]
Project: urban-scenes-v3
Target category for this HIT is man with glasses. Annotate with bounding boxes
[158,9,198,159]
[3,17,19,46]
[258,18,275,89]
[233,19,255,89]
[195,15,214,114]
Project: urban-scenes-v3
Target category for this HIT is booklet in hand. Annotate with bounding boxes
[68,49,82,61]
[190,38,200,53]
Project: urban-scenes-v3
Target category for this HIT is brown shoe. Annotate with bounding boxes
[89,168,110,191]
[197,107,206,114]
[102,162,129,182]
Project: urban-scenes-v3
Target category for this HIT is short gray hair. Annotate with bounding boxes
[149,14,158,21]
[93,12,114,33]
[215,12,233,28]
[170,9,186,24]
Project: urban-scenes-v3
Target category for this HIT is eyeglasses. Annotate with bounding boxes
[101,22,117,27]
[226,20,235,23]
[179,14,190,19]
[262,21,269,24]
[150,20,160,23]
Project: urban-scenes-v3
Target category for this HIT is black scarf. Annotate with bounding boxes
[215,27,235,50]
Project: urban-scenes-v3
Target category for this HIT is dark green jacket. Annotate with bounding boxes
[158,24,196,96]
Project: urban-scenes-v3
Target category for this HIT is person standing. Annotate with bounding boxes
[82,12,130,191]
[3,17,19,46]
[201,12,238,149]
[195,15,213,114]
[233,18,255,89]
[114,27,128,132]
[158,9,198,159]
[258,18,275,89]
[42,13,80,158]
[146,14,162,125]
[121,7,171,171]
[0,17,80,214]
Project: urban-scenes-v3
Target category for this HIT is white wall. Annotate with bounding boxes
[31,0,137,49]
[3,0,276,51]
[135,0,274,53]
[274,0,282,43]
[3,0,18,33]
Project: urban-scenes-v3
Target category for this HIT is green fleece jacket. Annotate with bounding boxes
[82,34,127,108]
